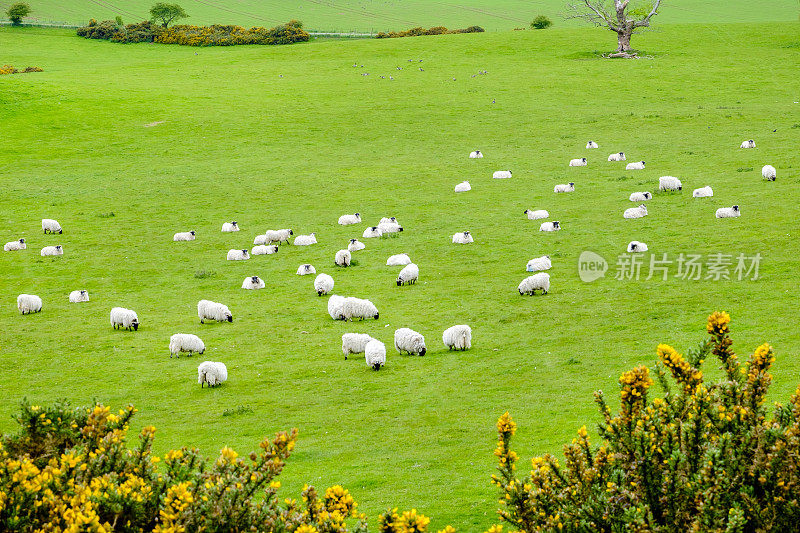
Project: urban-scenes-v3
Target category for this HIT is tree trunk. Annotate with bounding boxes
[617,30,632,52]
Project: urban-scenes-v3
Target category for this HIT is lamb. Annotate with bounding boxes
[314,273,334,296]
[227,249,250,261]
[740,139,756,149]
[348,239,365,252]
[328,295,346,320]
[554,183,575,193]
[242,275,265,289]
[452,231,473,244]
[608,152,626,162]
[378,222,403,233]
[251,245,279,255]
[454,181,471,192]
[338,213,362,225]
[380,217,398,225]
[17,294,42,315]
[69,290,89,302]
[518,273,550,295]
[627,241,649,252]
[198,300,232,323]
[586,141,599,149]
[110,307,139,330]
[659,176,683,191]
[469,150,483,158]
[569,158,587,167]
[692,186,713,198]
[169,334,205,357]
[198,361,227,387]
[342,333,374,360]
[716,205,741,218]
[42,219,62,234]
[293,233,317,246]
[396,263,419,286]
[762,165,776,181]
[387,253,411,266]
[363,226,383,238]
[526,255,551,272]
[4,239,26,251]
[624,205,648,219]
[629,192,652,202]
[394,328,426,356]
[335,249,352,267]
[221,221,239,232]
[173,231,195,241]
[365,339,386,370]
[342,297,379,321]
[297,264,316,275]
[626,161,646,170]
[524,209,549,220]
[41,245,63,256]
[493,170,512,179]
[265,229,293,245]
[539,221,560,232]
[442,324,471,351]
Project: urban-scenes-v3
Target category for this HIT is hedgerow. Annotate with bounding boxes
[0,65,43,75]
[375,26,484,39]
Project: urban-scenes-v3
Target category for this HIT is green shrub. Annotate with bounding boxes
[115,15,123,26]
[531,15,552,29]
[6,2,31,25]
[76,19,120,40]
[375,25,484,38]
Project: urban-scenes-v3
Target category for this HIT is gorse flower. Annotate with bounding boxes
[657,343,703,393]
[707,310,731,336]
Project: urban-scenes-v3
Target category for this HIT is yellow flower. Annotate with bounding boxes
[496,412,517,436]
[707,311,731,335]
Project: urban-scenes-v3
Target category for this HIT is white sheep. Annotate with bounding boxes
[454,181,471,192]
[297,264,316,275]
[335,249,352,267]
[380,217,398,224]
[394,328,426,356]
[396,263,419,286]
[569,158,587,167]
[762,165,776,181]
[378,222,403,233]
[586,141,599,149]
[524,209,549,220]
[626,161,646,170]
[242,276,265,289]
[608,152,626,162]
[624,205,648,219]
[293,233,317,246]
[69,290,89,302]
[173,231,195,241]
[328,295,346,320]
[169,333,205,357]
[740,139,756,149]
[315,273,334,296]
[659,176,682,191]
[342,297,379,321]
[387,253,411,266]
[4,239,26,251]
[452,231,473,244]
[442,324,471,351]
[110,307,139,330]
[493,170,512,179]
[469,150,483,158]
[41,245,63,256]
[554,183,575,193]
[42,219,62,234]
[338,213,362,225]
[629,192,652,202]
[716,205,741,218]
[627,241,649,252]
[17,294,42,315]
[342,333,374,360]
[539,221,560,232]
[518,273,550,295]
[362,226,383,238]
[198,300,232,323]
[198,361,227,387]
[221,221,239,232]
[692,186,713,198]
[265,229,293,245]
[253,234,267,245]
[348,239,365,252]
[526,255,551,272]
[365,339,386,370]
[227,249,250,261]
[252,245,279,255]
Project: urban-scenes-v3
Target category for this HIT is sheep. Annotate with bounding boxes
[365,339,386,370]
[342,333,374,360]
[17,294,42,315]
[342,297,379,321]
[716,205,741,218]
[524,209,549,220]
[253,234,267,245]
[252,245,279,255]
[221,221,239,232]
[242,276,265,289]
[493,170,512,179]
[539,221,560,232]
[387,253,411,266]
[627,241,649,252]
[692,186,714,198]
[198,300,232,323]
[297,264,316,275]
[338,213,362,225]
[328,295,346,320]
[626,161,646,170]
[169,333,205,357]
[69,290,89,302]
[378,222,403,234]
[335,249,352,267]
[110,307,139,330]
[454,181,471,192]
[740,139,756,149]
[452,231,473,244]
[469,150,483,158]
[396,263,419,286]
[624,205,648,219]
[348,239,365,252]
[293,233,317,246]
[554,183,575,193]
[265,229,293,245]
[4,239,26,251]
[762,165,776,181]
[394,328,426,356]
[586,141,599,149]
[42,219,62,234]
[518,273,550,295]
[629,192,652,202]
[442,324,471,351]
[314,273,334,296]
[569,158,587,167]
[198,361,227,387]
[363,226,383,238]
[380,217,398,225]
[227,249,250,261]
[659,176,683,191]
[526,255,551,272]
[173,231,195,241]
[41,245,63,256]
[608,152,626,162]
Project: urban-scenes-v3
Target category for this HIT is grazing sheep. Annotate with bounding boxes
[569,158,587,167]
[242,276,265,289]
[335,249,352,267]
[693,186,714,198]
[396,263,419,286]
[554,183,575,193]
[518,273,550,295]
[626,161,646,170]
[314,273,334,296]
[227,249,250,261]
[524,209,549,220]
[659,176,683,191]
[762,165,776,181]
[493,170,512,179]
[293,233,317,246]
[41,245,63,256]
[380,217,398,225]
[342,333,374,360]
[338,213,362,225]
[378,222,403,234]
[539,221,560,232]
[394,328,426,356]
[716,205,741,218]
[442,324,472,351]
[198,361,227,387]
[169,334,205,357]
[454,181,471,192]
[624,205,648,219]
[342,297,379,321]
[629,192,652,202]
[608,152,626,162]
[469,150,483,158]
[740,139,756,149]
[198,300,232,323]
[253,234,267,245]
[252,245,279,255]
[586,141,599,149]
[265,229,293,245]
[452,231,473,244]
[363,226,383,238]
[110,307,139,330]
[17,294,42,315]
[328,295,346,320]
[365,339,386,370]
[173,231,196,241]
[42,219,62,234]
[526,255,552,272]
[387,253,411,266]
[348,239,365,252]
[297,264,316,275]
[627,241,649,252]
[69,290,89,302]
[221,221,239,232]
[4,239,26,251]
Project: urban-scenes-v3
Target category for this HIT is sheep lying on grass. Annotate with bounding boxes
[554,183,574,193]
[227,249,250,261]
[41,245,63,256]
[4,239,26,251]
[293,233,317,245]
[493,170,512,179]
[627,241,648,252]
[173,231,195,241]
[716,205,741,218]
[252,245,278,255]
[297,264,316,275]
[659,176,682,191]
[693,186,713,198]
[629,192,652,202]
[526,255,551,272]
[452,231,473,244]
[740,139,755,149]
[338,213,361,225]
[469,150,483,158]
[524,209,549,220]
[624,205,648,219]
[454,181,471,192]
[221,221,239,232]
[363,226,383,238]
[586,141,599,149]
[626,161,645,170]
[242,276,265,289]
[348,239,365,252]
[608,152,626,162]
[387,253,411,266]
[539,221,560,232]
[569,158,587,167]
[335,249,352,267]
[69,290,89,302]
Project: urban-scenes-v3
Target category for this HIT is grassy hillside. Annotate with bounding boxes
[2,0,798,31]
[1,22,799,530]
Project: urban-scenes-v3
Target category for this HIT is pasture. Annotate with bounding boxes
[1,19,799,530]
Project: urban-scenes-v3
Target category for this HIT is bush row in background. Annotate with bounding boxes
[0,65,43,75]
[375,25,484,38]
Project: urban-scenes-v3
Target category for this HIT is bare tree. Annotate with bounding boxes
[567,0,662,56]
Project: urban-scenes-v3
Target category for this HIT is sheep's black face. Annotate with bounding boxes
[642,161,646,165]
[200,349,205,354]
[190,231,195,235]
[20,239,25,243]
[397,280,402,286]
[58,230,62,234]
[227,315,233,322]
[519,289,523,295]
[419,348,426,356]
[678,186,682,190]
[374,312,380,319]
[733,205,739,211]
[132,322,139,331]
[252,276,259,283]
[373,363,382,371]
[355,213,360,217]
[398,227,404,232]
[232,221,237,225]
[289,230,294,235]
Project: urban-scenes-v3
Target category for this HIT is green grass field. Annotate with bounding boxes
[1,18,799,530]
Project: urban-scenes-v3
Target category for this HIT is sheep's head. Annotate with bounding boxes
[372,362,382,370]
[19,239,25,243]
[397,279,402,286]
[349,238,356,243]
[190,230,195,235]
[419,347,426,356]
[242,249,248,254]
[81,290,87,295]
[553,221,560,228]
[545,255,550,259]
[645,192,652,199]
[569,182,574,187]
[371,226,378,231]
[374,312,380,319]
[641,161,646,166]
[397,226,404,232]
[524,209,530,214]
[132,319,139,331]
[226,313,233,322]
[733,205,740,212]
[354,213,360,217]
[251,276,259,283]
[288,229,294,235]
[678,186,682,190]
[231,221,237,226]
[581,158,586,163]
[619,152,624,156]
[55,245,62,250]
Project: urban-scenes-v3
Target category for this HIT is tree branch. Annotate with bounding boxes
[633,0,662,28]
